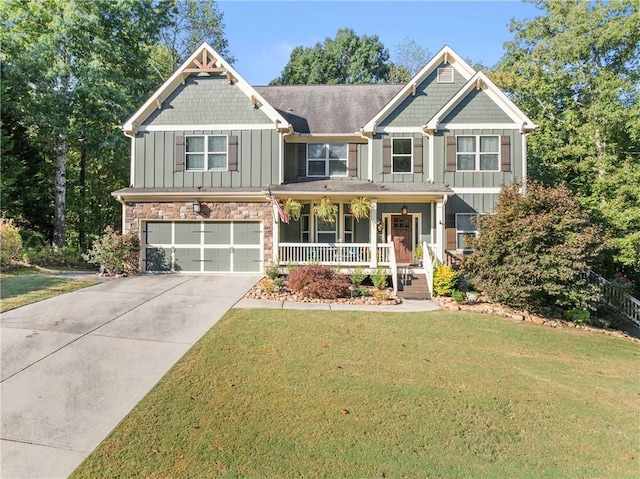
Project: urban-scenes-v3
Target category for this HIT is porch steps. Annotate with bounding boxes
[396,268,431,300]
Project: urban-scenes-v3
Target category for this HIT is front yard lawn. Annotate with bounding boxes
[72,309,639,478]
[0,267,98,312]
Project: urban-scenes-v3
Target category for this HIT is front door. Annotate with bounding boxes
[391,215,412,263]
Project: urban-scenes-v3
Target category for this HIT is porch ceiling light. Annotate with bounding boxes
[401,205,408,215]
[193,200,201,213]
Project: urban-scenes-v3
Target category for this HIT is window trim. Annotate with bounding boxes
[185,134,228,171]
[455,213,479,251]
[315,215,337,243]
[306,142,348,178]
[391,137,413,174]
[455,134,500,172]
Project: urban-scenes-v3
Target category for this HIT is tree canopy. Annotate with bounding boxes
[492,0,640,280]
[271,28,391,85]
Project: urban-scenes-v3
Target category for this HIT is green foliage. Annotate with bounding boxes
[392,37,431,78]
[350,268,366,286]
[271,28,390,85]
[265,261,280,280]
[564,308,590,325]
[313,197,338,223]
[82,226,140,276]
[463,182,605,311]
[283,198,302,222]
[433,264,458,297]
[492,0,640,284]
[349,197,372,221]
[370,267,388,290]
[451,290,467,304]
[0,217,23,267]
[286,265,350,299]
[273,277,284,288]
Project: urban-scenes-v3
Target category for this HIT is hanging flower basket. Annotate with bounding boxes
[314,197,338,223]
[283,198,302,221]
[349,196,372,221]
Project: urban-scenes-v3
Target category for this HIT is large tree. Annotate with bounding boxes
[1,0,172,248]
[492,0,640,280]
[271,28,390,85]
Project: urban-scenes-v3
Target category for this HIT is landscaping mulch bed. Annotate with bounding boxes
[244,283,401,306]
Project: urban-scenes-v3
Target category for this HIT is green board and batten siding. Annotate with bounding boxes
[134,129,280,188]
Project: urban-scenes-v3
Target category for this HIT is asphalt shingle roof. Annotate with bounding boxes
[255,84,403,134]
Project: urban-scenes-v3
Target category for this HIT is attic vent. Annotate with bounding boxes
[437,67,454,84]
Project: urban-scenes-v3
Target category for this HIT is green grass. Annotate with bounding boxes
[72,309,639,478]
[0,267,98,312]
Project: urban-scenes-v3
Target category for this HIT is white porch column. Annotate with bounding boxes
[272,213,279,264]
[435,199,445,262]
[370,199,378,268]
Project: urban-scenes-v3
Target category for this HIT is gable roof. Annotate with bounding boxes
[361,45,476,133]
[424,71,537,132]
[255,84,402,134]
[122,43,291,134]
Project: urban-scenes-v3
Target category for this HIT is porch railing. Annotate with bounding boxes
[586,271,640,328]
[278,243,393,267]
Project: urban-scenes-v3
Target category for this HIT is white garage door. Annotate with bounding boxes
[143,221,263,273]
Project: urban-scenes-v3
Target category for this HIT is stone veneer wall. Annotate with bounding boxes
[124,201,274,265]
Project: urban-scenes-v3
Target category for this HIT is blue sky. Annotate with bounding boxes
[217,0,541,85]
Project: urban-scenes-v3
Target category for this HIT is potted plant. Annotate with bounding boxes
[349,196,371,221]
[314,197,338,223]
[414,243,424,266]
[283,198,302,221]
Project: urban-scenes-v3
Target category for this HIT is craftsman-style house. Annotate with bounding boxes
[114,43,535,294]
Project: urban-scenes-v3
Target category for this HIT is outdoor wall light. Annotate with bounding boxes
[401,205,408,215]
[193,200,201,213]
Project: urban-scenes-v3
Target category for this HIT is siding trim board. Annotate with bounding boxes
[140,124,277,132]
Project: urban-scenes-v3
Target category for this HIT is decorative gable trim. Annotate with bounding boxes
[362,45,476,134]
[123,43,291,135]
[424,71,537,133]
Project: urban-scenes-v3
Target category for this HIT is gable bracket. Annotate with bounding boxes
[476,78,484,90]
[225,70,236,84]
[251,95,262,109]
[155,98,162,110]
[412,83,417,96]
[444,52,449,64]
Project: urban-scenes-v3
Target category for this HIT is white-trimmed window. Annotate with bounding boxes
[456,214,479,250]
[316,216,337,243]
[301,214,310,242]
[344,214,354,243]
[392,138,412,173]
[186,135,227,170]
[456,135,499,171]
[437,67,454,83]
[307,143,347,177]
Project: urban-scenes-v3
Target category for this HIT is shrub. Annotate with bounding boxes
[287,265,350,299]
[265,261,280,280]
[83,226,140,276]
[433,264,457,296]
[0,216,23,267]
[260,277,277,293]
[370,267,388,290]
[463,182,605,312]
[273,277,284,288]
[451,289,466,304]
[350,268,366,286]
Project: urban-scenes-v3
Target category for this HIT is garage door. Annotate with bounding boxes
[143,221,262,273]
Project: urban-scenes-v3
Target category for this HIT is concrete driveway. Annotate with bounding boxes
[0,274,259,479]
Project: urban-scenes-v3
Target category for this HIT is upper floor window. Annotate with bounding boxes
[307,143,347,177]
[186,135,227,171]
[392,138,412,173]
[456,135,499,171]
[456,214,479,250]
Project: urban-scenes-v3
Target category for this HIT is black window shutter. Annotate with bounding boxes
[297,143,306,177]
[348,143,357,177]
[175,135,185,171]
[446,136,456,172]
[413,136,423,173]
[382,138,391,174]
[500,135,511,172]
[228,135,238,171]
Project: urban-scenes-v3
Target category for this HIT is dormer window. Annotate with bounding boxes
[307,143,347,177]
